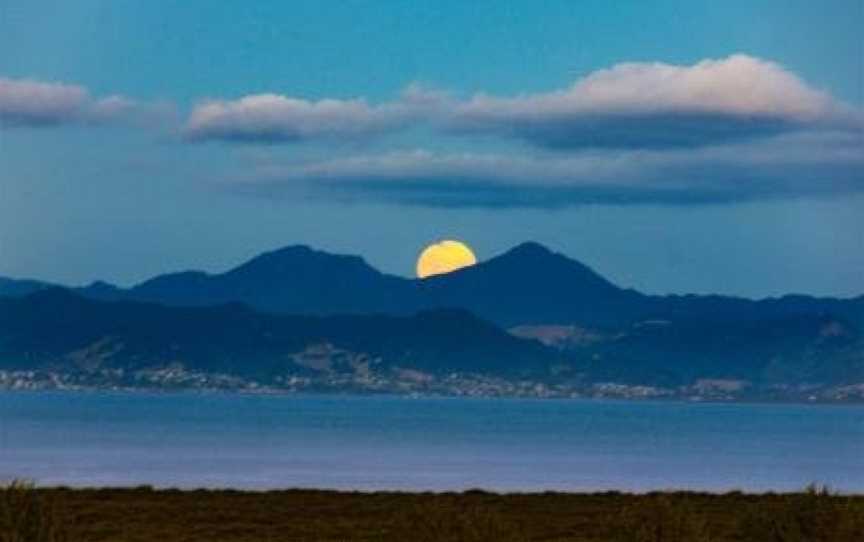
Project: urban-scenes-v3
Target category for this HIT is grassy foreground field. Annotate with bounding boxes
[2,483,863,541]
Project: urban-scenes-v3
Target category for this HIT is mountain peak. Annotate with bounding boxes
[261,244,316,256]
[244,244,318,263]
[229,244,379,278]
[492,241,588,272]
[502,241,555,259]
[471,241,625,304]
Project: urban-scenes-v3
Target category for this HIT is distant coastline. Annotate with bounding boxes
[2,369,864,404]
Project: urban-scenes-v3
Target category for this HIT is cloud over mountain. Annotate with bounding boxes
[230,130,864,207]
[6,55,862,207]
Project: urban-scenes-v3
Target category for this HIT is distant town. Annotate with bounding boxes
[2,366,862,404]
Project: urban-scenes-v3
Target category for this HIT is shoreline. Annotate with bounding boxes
[1,385,863,407]
[13,484,864,497]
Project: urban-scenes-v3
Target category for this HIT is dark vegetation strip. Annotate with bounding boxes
[2,481,863,541]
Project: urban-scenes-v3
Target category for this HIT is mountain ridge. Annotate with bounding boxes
[1,242,862,328]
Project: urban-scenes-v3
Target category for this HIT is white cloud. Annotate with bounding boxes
[184,92,424,143]
[181,55,860,149]
[0,78,88,125]
[461,55,841,120]
[0,77,167,128]
[450,55,858,148]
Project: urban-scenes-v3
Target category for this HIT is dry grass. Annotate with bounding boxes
[0,480,70,542]
[2,483,862,541]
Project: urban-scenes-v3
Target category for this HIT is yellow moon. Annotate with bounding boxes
[416,240,478,279]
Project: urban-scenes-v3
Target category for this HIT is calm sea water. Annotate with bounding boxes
[0,391,861,492]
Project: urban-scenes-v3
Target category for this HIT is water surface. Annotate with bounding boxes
[0,391,861,491]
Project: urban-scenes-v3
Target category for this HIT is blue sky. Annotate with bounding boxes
[1,0,862,297]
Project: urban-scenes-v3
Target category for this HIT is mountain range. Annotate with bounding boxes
[1,242,862,397]
[4,242,862,328]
